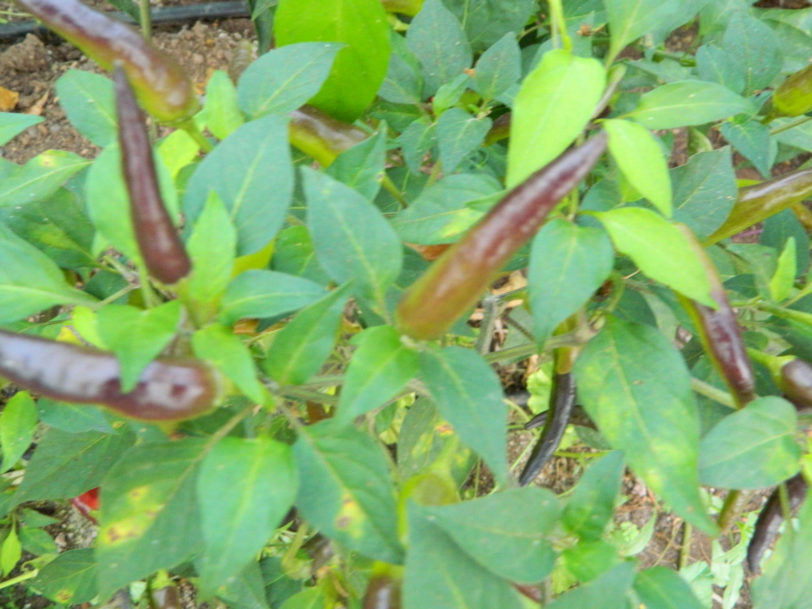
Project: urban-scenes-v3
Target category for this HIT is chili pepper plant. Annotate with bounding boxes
[0,0,811,607]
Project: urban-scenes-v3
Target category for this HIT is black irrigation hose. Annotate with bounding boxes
[0,1,251,41]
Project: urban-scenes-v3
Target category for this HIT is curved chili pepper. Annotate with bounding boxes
[518,372,576,486]
[288,105,368,167]
[677,225,756,407]
[150,585,182,609]
[14,0,198,123]
[363,575,402,609]
[395,132,607,340]
[0,329,220,421]
[705,169,812,245]
[780,358,812,409]
[115,65,191,284]
[773,63,812,117]
[746,473,808,573]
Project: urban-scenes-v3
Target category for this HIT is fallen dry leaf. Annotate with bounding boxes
[0,86,19,111]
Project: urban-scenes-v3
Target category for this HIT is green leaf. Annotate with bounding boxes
[546,562,636,609]
[0,224,97,323]
[96,439,207,599]
[293,421,403,563]
[633,567,705,609]
[436,109,492,174]
[604,119,672,216]
[573,318,717,534]
[418,347,508,483]
[696,44,745,94]
[392,173,500,245]
[424,487,559,583]
[593,207,715,307]
[55,69,116,147]
[397,117,436,175]
[560,540,620,582]
[699,397,802,489]
[0,150,90,207]
[722,12,781,95]
[157,129,200,178]
[769,237,797,303]
[272,226,332,285]
[274,0,391,121]
[32,549,97,606]
[280,588,325,609]
[507,49,605,187]
[13,428,134,505]
[472,32,521,101]
[237,43,342,118]
[0,391,37,473]
[562,451,625,541]
[18,526,57,555]
[0,112,43,146]
[196,437,297,597]
[335,326,418,425]
[444,0,535,52]
[671,148,737,240]
[218,270,326,326]
[264,284,352,385]
[407,0,472,94]
[404,504,523,609]
[303,168,402,307]
[605,0,685,62]
[37,397,114,434]
[325,126,387,200]
[379,30,424,104]
[192,324,268,405]
[529,219,614,344]
[720,120,775,179]
[184,191,237,323]
[1,527,20,576]
[96,301,183,392]
[183,115,293,256]
[626,81,752,130]
[430,74,470,116]
[203,70,245,140]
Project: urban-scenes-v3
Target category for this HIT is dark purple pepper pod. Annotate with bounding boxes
[363,575,402,609]
[780,359,812,409]
[0,330,219,421]
[114,64,192,284]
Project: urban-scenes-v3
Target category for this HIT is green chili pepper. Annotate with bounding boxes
[288,105,368,167]
[678,225,756,407]
[705,168,812,245]
[773,63,812,117]
[15,0,199,123]
[396,133,607,340]
[115,65,191,285]
[0,329,221,421]
[380,0,423,16]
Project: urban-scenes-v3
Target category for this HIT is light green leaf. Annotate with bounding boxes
[626,80,753,130]
[606,0,683,62]
[0,112,43,146]
[418,347,508,483]
[436,109,492,174]
[55,69,116,146]
[593,207,715,307]
[326,126,387,200]
[562,451,625,541]
[699,397,802,489]
[574,317,717,534]
[335,326,418,425]
[633,567,706,609]
[96,301,183,392]
[546,563,636,609]
[293,421,403,563]
[0,150,90,207]
[32,549,97,605]
[529,219,614,344]
[204,70,244,140]
[507,49,605,187]
[157,129,200,178]
[604,119,672,216]
[196,437,297,597]
[769,237,797,303]
[1,528,21,576]
[0,392,37,473]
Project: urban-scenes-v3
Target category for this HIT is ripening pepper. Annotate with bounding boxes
[396,133,608,340]
[0,329,220,420]
[780,358,812,409]
[115,65,191,284]
[15,0,198,123]
[363,575,402,609]
[677,225,756,407]
[288,105,368,167]
[705,168,812,245]
[773,63,812,117]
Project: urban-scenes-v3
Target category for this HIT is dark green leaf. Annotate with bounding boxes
[219,270,327,326]
[562,451,625,541]
[633,567,705,609]
[37,398,114,434]
[379,31,424,104]
[55,70,116,147]
[560,539,620,582]
[696,44,745,95]
[436,109,492,174]
[720,120,775,179]
[272,226,332,285]
[605,0,687,62]
[671,148,737,240]
[444,0,535,52]
[547,563,636,609]
[216,561,271,609]
[722,12,781,94]
[32,549,96,605]
[398,118,436,175]
[326,126,387,200]
[0,391,37,473]
[472,32,521,100]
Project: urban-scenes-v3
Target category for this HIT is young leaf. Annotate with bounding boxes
[96,439,208,600]
[237,43,343,118]
[0,112,43,146]
[335,326,418,425]
[604,119,672,216]
[574,317,717,534]
[404,505,524,609]
[96,301,183,392]
[1,527,21,576]
[633,567,705,609]
[32,548,97,606]
[0,391,37,473]
[192,324,267,405]
[203,70,244,140]
[423,487,560,583]
[302,168,402,308]
[529,219,614,344]
[769,237,797,303]
[55,69,116,147]
[218,270,327,326]
[0,150,90,207]
[472,32,521,101]
[196,437,298,598]
[436,109,492,174]
[264,284,352,386]
[293,421,403,563]
[183,115,293,256]
[699,397,802,489]
[593,207,715,307]
[562,451,625,542]
[671,148,737,239]
[274,0,391,121]
[507,48,605,187]
[418,347,508,483]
